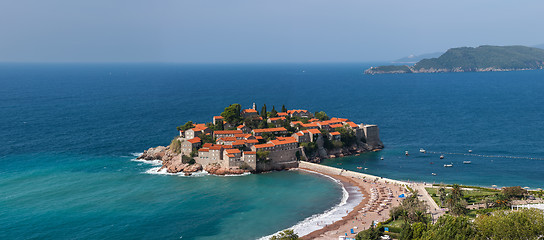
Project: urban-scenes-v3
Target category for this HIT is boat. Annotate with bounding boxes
[357,167,363,169]
[420,148,426,153]
[430,162,434,164]
[432,173,437,176]
[444,163,453,167]
[468,150,473,153]
[380,157,384,160]
[405,151,409,156]
[440,155,444,159]
[364,168,368,170]
[463,161,471,164]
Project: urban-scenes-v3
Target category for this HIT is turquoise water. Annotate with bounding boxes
[1,63,544,239]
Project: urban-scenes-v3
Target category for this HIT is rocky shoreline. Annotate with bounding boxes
[137,146,249,176]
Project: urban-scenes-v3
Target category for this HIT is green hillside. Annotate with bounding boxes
[365,45,544,74]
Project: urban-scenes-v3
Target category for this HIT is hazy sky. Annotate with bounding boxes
[1,0,543,63]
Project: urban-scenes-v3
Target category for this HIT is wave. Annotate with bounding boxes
[130,152,143,157]
[144,167,211,177]
[259,169,364,239]
[131,158,162,166]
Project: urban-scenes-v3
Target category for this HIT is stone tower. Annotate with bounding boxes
[252,102,256,110]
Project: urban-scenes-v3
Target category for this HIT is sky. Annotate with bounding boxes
[1,0,543,63]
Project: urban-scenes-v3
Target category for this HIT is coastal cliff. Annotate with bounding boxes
[365,45,544,74]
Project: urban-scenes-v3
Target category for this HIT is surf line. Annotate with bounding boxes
[426,151,544,161]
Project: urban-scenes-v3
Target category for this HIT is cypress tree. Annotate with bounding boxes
[281,105,287,112]
[261,104,267,118]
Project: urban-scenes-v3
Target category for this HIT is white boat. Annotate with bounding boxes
[468,150,472,153]
[380,157,384,160]
[444,163,453,167]
[440,155,444,159]
[432,173,437,176]
[420,148,426,153]
[463,161,471,164]
[405,151,409,156]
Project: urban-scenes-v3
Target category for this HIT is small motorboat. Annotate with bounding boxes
[440,155,444,159]
[432,173,437,176]
[444,163,453,167]
[380,157,384,160]
[430,162,434,164]
[468,150,473,153]
[357,167,363,169]
[420,148,426,153]
[405,151,409,156]
[463,161,471,164]
[364,168,368,170]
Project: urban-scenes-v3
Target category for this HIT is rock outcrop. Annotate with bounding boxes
[138,146,243,175]
[204,163,249,175]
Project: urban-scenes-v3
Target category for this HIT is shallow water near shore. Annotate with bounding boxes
[1,63,544,239]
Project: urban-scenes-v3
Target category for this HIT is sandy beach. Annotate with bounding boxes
[297,162,410,240]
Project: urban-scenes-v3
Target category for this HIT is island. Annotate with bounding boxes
[138,103,383,175]
[365,45,544,74]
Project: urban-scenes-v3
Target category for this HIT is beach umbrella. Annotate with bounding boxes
[492,185,497,188]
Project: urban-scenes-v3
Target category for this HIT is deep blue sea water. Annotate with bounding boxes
[1,63,543,239]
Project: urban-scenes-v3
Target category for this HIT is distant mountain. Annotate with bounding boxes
[392,52,443,63]
[365,45,544,74]
[534,44,544,50]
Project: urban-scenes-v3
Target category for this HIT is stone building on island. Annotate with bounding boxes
[176,104,383,172]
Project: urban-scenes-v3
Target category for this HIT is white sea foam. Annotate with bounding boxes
[131,158,162,166]
[144,167,211,177]
[259,169,364,239]
[130,152,143,157]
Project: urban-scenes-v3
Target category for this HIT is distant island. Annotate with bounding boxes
[366,45,544,74]
[138,104,383,175]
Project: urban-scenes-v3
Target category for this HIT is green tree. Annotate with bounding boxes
[176,121,194,132]
[420,215,475,240]
[501,186,527,200]
[281,104,287,112]
[257,150,270,162]
[270,106,278,117]
[261,104,267,119]
[169,138,181,154]
[438,187,446,207]
[200,134,215,144]
[356,224,382,240]
[336,127,357,147]
[220,104,242,124]
[269,229,299,240]
[314,111,329,121]
[474,209,544,240]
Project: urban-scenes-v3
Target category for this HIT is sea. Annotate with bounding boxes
[1,63,543,239]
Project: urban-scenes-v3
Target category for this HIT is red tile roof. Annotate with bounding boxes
[309,118,319,122]
[202,143,213,148]
[330,124,344,129]
[307,129,321,135]
[269,117,286,121]
[227,154,236,158]
[187,137,201,144]
[225,149,241,154]
[209,146,223,150]
[237,125,246,129]
[244,151,256,154]
[302,123,319,128]
[246,139,259,144]
[198,148,209,152]
[214,130,243,135]
[242,109,258,113]
[213,116,223,119]
[218,137,237,142]
[330,131,341,136]
[254,143,274,149]
[287,109,309,114]
[255,136,263,140]
[346,121,359,128]
[277,112,288,116]
[253,127,287,133]
[270,137,297,145]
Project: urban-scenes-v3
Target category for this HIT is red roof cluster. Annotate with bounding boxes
[253,127,287,133]
[187,137,201,144]
[214,130,243,135]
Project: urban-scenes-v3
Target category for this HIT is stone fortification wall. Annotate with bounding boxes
[298,161,408,186]
[256,148,300,171]
[363,125,383,147]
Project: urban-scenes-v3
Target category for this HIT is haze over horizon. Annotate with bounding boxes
[1,0,543,63]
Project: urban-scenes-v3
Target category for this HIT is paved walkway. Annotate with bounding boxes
[412,183,445,222]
